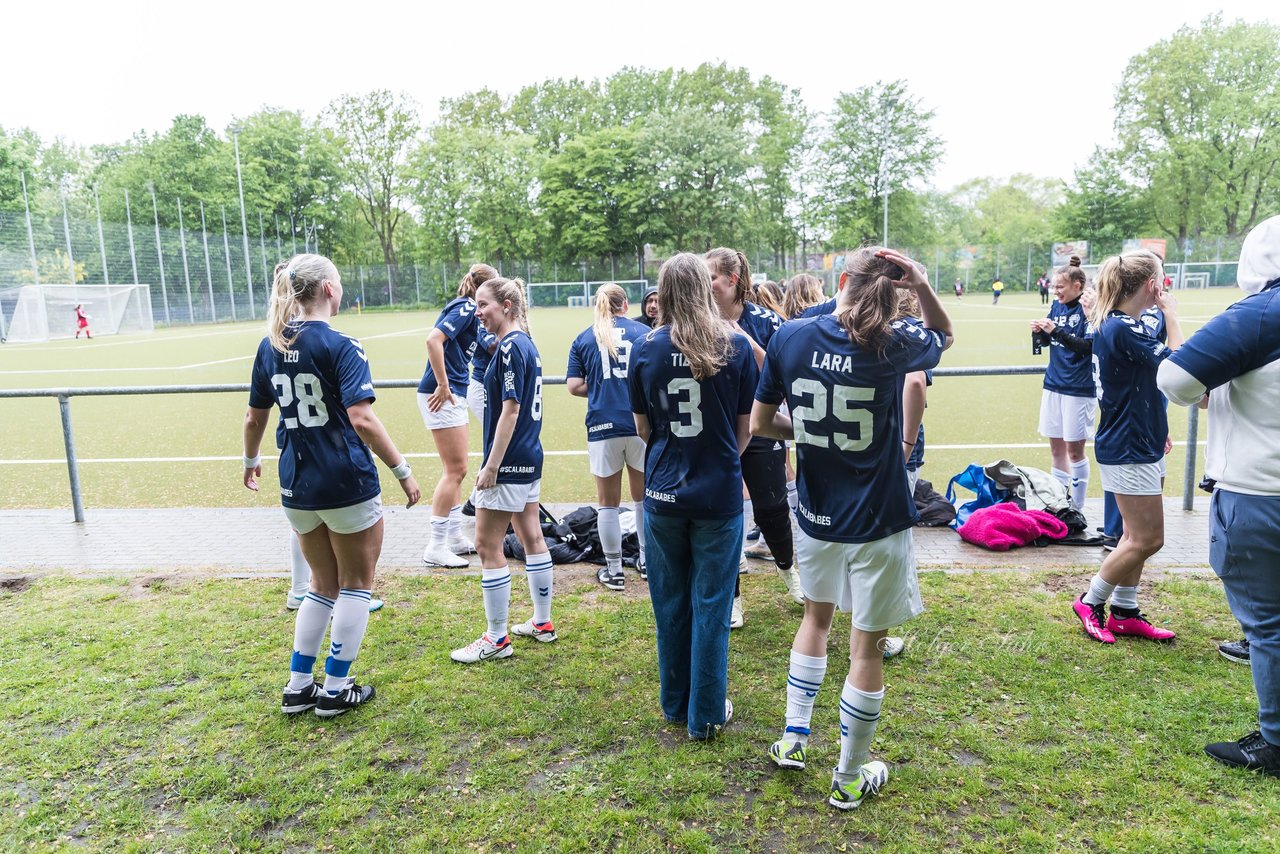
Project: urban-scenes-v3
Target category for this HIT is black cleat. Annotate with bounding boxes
[1205,731,1280,777]
[281,681,323,715]
[1218,638,1250,665]
[462,499,476,517]
[315,683,375,718]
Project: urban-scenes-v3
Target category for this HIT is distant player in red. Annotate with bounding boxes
[74,304,91,339]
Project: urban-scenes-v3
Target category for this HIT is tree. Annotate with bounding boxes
[745,77,808,266]
[1115,15,1280,242]
[460,129,543,264]
[818,80,944,247]
[327,90,420,283]
[410,125,473,264]
[1053,147,1153,253]
[507,78,604,153]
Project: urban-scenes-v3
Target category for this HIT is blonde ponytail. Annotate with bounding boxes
[266,253,338,353]
[1090,250,1162,327]
[480,276,532,335]
[591,282,628,360]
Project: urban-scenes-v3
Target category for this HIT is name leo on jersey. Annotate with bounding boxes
[798,502,832,526]
[810,352,855,372]
[646,488,677,503]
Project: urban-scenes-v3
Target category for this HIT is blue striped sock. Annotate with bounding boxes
[525,552,553,624]
[785,650,827,739]
[481,567,511,641]
[288,591,333,691]
[323,588,372,695]
[837,681,884,778]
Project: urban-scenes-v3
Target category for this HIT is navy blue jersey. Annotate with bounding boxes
[1043,298,1094,397]
[470,325,498,383]
[756,315,945,543]
[904,368,933,472]
[1093,311,1174,465]
[1169,285,1280,391]
[628,328,758,519]
[249,321,380,510]
[566,317,651,441]
[736,301,782,347]
[1140,307,1167,343]
[797,297,837,319]
[482,330,544,484]
[418,297,483,394]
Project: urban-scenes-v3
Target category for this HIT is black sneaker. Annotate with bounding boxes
[462,499,476,517]
[281,681,323,715]
[746,525,761,543]
[1101,535,1118,551]
[1219,638,1250,664]
[596,566,624,591]
[638,556,647,581]
[315,683,375,718]
[1205,731,1280,777]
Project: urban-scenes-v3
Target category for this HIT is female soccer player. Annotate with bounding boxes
[243,254,420,717]
[752,247,951,808]
[753,280,787,317]
[628,252,757,739]
[1072,249,1183,644]
[784,274,827,321]
[567,283,651,591]
[451,276,557,664]
[418,265,495,569]
[1029,256,1096,510]
[464,265,500,422]
[705,247,802,619]
[74,304,91,339]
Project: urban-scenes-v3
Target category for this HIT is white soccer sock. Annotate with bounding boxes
[430,516,449,548]
[481,566,512,640]
[786,479,798,512]
[1082,573,1117,607]
[1052,468,1071,494]
[322,588,372,695]
[633,502,646,563]
[289,532,310,599]
[1111,585,1139,611]
[785,650,827,740]
[837,681,884,778]
[1070,459,1090,509]
[448,504,464,540]
[742,498,754,554]
[288,591,333,691]
[598,507,623,574]
[525,552,554,624]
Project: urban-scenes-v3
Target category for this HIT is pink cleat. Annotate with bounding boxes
[1073,595,1115,644]
[1106,611,1176,642]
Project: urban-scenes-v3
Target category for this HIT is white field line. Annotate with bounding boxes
[2,326,258,354]
[0,442,1208,465]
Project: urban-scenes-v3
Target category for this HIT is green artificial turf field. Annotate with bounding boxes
[0,289,1240,511]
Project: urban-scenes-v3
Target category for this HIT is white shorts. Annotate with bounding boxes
[907,467,920,496]
[1098,460,1166,496]
[285,495,383,535]
[417,391,469,430]
[794,527,924,631]
[466,380,486,422]
[1038,390,1097,442]
[475,479,542,513]
[588,435,646,477]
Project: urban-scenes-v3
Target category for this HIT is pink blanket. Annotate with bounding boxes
[957,502,1069,551]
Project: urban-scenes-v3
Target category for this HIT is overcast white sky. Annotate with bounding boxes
[5,0,1276,190]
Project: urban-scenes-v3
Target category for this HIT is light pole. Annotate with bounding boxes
[231,125,255,316]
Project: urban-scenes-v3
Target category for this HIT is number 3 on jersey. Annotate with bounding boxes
[667,378,703,437]
[271,373,330,429]
[790,379,873,451]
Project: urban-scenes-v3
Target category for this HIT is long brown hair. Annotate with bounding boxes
[266,253,339,353]
[458,263,497,299]
[659,252,734,380]
[784,274,825,318]
[592,282,627,360]
[704,246,752,306]
[834,247,902,357]
[753,280,786,316]
[1090,249,1162,327]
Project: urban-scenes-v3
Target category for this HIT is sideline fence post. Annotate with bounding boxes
[1183,406,1200,511]
[58,395,85,523]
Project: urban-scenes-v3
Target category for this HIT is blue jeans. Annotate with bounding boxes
[1103,490,1123,539]
[644,512,741,739]
[1210,489,1280,744]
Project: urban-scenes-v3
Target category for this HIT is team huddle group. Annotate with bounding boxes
[242,217,1280,808]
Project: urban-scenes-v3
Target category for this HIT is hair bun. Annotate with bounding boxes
[1069,256,1082,267]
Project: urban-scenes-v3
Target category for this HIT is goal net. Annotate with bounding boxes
[2,284,154,343]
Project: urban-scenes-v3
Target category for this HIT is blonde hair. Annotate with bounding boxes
[753,280,786,316]
[459,263,497,299]
[478,276,531,334]
[834,247,902,357]
[1090,249,1163,327]
[592,282,628,360]
[704,246,752,306]
[266,253,339,353]
[659,253,734,381]
[784,274,825,318]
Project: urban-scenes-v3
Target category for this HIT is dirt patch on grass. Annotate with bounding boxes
[0,574,34,593]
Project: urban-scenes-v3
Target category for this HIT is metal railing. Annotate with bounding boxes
[0,366,1203,522]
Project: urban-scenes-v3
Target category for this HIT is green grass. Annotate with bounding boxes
[2,570,1276,851]
[0,289,1241,510]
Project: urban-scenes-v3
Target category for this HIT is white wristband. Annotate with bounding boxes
[243,454,261,469]
[390,460,412,480]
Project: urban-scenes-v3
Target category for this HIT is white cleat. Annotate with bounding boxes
[829,761,889,810]
[450,633,513,663]
[881,636,905,660]
[778,566,805,605]
[730,596,744,629]
[423,544,468,568]
[447,535,477,555]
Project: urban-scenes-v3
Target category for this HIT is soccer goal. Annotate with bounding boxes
[2,284,154,343]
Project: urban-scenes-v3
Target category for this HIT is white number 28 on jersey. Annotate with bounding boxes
[789,379,873,451]
[271,373,330,429]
